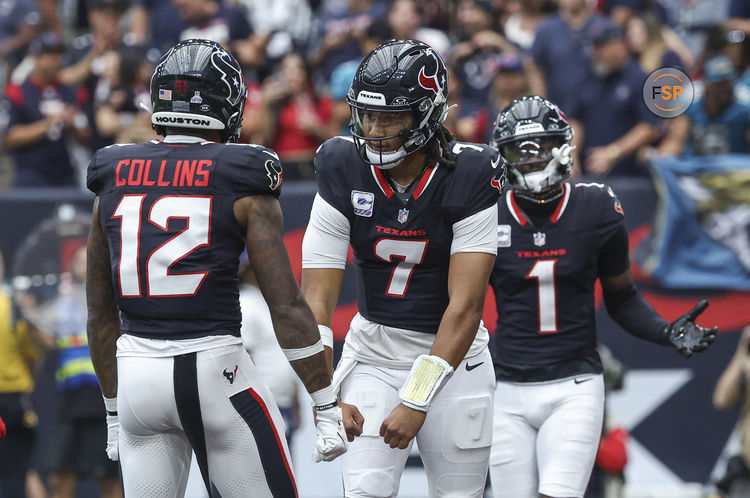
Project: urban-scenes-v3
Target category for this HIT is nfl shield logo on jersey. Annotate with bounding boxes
[533,231,546,247]
[398,208,409,224]
[351,190,374,217]
[497,224,511,247]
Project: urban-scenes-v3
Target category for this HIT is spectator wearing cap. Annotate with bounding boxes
[567,19,659,178]
[0,33,91,187]
[659,54,750,156]
[527,0,608,112]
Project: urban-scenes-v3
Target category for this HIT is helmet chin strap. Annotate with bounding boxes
[511,164,565,203]
[366,145,408,169]
[514,185,564,203]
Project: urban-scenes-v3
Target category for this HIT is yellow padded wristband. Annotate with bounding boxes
[399,354,454,411]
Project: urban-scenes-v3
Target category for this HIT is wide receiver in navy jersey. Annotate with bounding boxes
[487,96,717,498]
[85,39,346,498]
[301,39,505,497]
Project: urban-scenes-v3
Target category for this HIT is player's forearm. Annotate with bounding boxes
[713,356,745,410]
[430,252,494,368]
[86,316,119,398]
[603,286,669,345]
[270,298,332,393]
[430,303,484,369]
[86,198,119,398]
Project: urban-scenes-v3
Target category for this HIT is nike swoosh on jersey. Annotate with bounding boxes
[574,377,593,384]
[466,361,484,371]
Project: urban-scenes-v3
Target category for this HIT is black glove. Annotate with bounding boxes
[661,300,718,358]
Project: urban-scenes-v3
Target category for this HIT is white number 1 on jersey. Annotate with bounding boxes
[526,259,558,333]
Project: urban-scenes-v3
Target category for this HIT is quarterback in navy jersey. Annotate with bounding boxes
[302,39,504,497]
[487,96,717,498]
[86,39,346,498]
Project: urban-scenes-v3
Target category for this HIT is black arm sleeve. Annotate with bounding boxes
[603,285,670,345]
[598,224,630,278]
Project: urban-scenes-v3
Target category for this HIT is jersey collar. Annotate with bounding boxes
[507,182,571,226]
[164,134,211,143]
[370,161,439,200]
[549,182,571,223]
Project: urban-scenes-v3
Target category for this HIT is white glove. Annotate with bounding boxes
[103,396,119,461]
[550,143,575,167]
[311,405,347,463]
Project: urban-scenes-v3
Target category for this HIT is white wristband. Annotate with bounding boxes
[281,339,324,361]
[310,384,337,410]
[399,354,454,412]
[103,395,117,416]
[318,324,333,349]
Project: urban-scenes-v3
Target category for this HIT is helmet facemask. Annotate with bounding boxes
[349,99,443,169]
[503,134,569,198]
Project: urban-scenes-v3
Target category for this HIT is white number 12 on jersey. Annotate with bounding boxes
[526,259,558,333]
[113,194,212,297]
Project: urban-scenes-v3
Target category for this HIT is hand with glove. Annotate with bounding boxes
[551,143,575,169]
[311,402,348,463]
[661,300,718,358]
[103,396,119,461]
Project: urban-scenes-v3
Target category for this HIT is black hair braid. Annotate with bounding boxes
[425,125,456,168]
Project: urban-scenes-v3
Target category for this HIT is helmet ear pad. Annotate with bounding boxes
[150,39,247,142]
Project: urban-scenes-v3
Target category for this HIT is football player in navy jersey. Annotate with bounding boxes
[301,39,505,497]
[486,96,717,498]
[85,39,347,498]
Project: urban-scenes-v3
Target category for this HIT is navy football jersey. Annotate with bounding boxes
[315,137,502,334]
[87,139,283,339]
[490,182,627,381]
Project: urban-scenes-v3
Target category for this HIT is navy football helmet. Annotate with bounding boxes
[347,39,449,168]
[491,96,574,199]
[150,39,246,142]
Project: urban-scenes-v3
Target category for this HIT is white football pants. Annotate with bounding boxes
[117,343,296,497]
[338,347,495,498]
[489,374,605,498]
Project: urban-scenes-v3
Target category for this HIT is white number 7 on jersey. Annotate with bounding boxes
[374,238,429,297]
[526,259,558,333]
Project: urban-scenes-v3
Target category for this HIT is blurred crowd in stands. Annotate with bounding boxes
[0,0,749,186]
